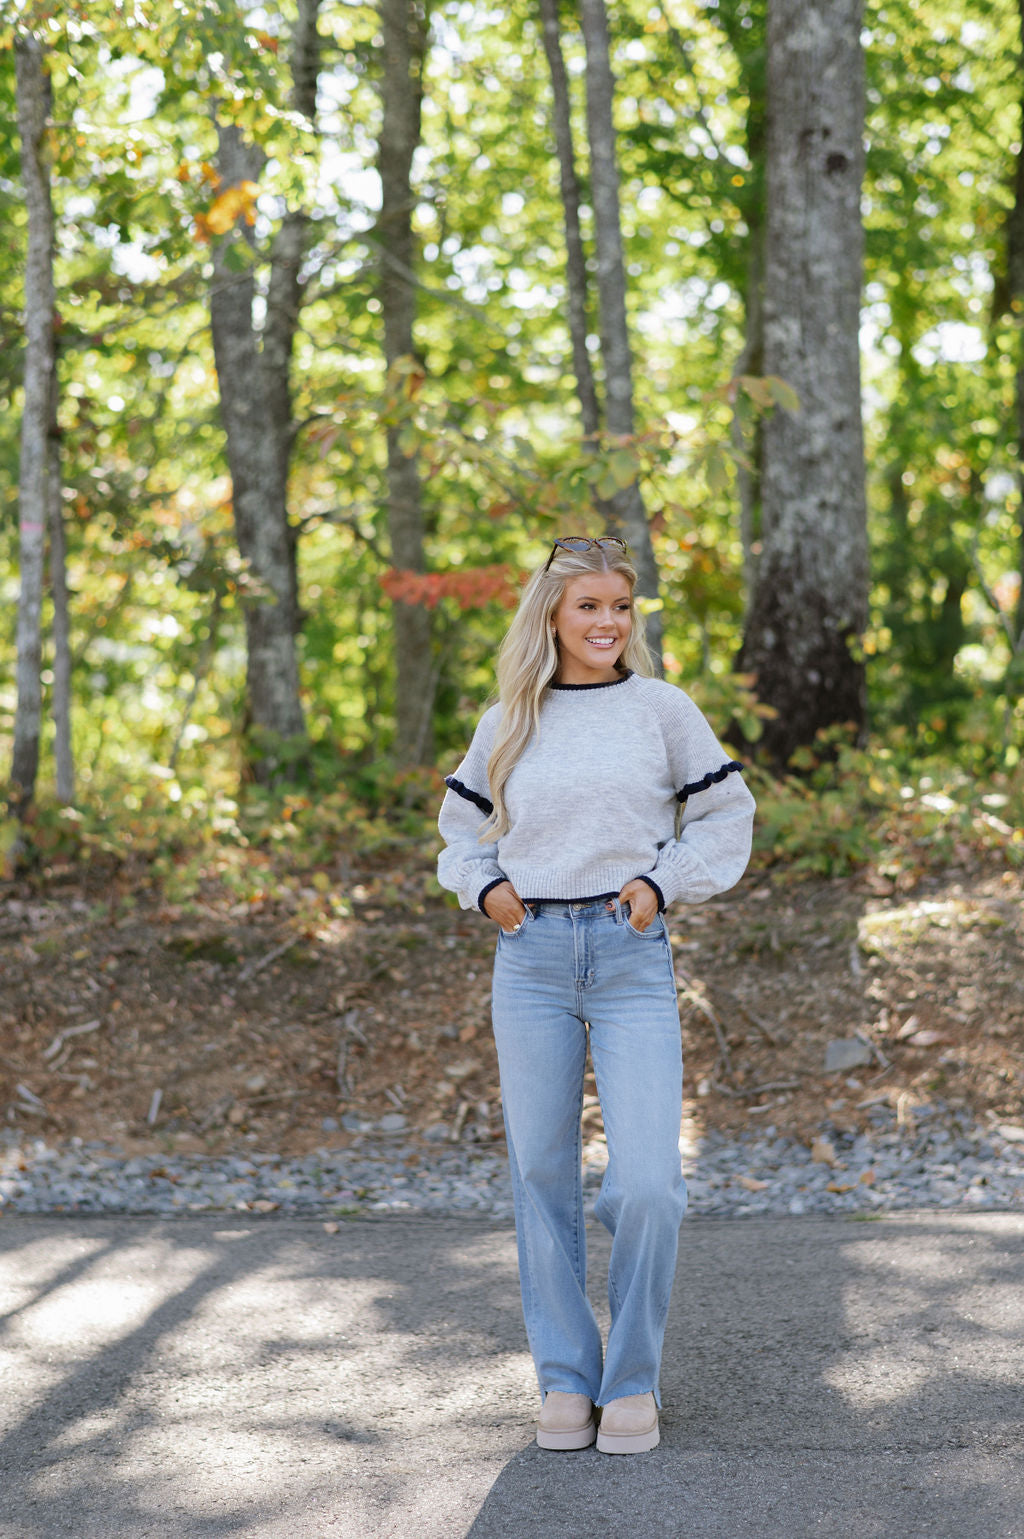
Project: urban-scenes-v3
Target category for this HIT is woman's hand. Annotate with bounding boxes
[618,878,659,933]
[483,880,528,933]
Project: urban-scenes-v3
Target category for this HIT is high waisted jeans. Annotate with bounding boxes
[491,897,688,1408]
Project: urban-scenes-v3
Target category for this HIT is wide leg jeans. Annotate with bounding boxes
[491,898,688,1408]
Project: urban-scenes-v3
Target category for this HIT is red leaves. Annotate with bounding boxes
[379,564,521,612]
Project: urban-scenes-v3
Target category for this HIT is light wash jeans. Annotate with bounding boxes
[491,897,687,1408]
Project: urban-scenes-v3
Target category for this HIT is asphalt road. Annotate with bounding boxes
[1,1211,1022,1539]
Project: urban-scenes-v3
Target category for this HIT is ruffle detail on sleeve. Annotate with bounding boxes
[675,761,744,803]
[444,775,494,818]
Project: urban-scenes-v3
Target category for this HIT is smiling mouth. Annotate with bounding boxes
[586,637,617,647]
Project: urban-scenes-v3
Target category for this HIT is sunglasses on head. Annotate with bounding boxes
[543,536,629,573]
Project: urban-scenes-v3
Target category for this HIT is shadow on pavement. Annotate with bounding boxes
[0,1212,1022,1539]
[466,1213,1024,1539]
[0,1215,524,1538]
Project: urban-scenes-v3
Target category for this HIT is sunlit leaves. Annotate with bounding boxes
[2,0,1023,796]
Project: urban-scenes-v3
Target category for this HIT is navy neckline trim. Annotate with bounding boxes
[549,670,633,692]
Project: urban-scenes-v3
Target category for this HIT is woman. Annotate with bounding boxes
[437,537,755,1455]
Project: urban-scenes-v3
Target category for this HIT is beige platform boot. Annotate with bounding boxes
[595,1392,660,1454]
[535,1392,597,1450]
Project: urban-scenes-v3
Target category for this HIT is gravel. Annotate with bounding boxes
[3,1100,1023,1219]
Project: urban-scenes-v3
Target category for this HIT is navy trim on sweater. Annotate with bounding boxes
[549,670,633,691]
[445,774,494,817]
[477,876,506,915]
[675,760,744,803]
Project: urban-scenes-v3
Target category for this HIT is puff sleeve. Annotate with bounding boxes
[640,683,756,909]
[437,705,507,912]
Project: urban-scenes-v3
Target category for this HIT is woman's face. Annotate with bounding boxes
[552,571,633,685]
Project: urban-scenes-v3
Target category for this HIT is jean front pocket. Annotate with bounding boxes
[624,909,665,940]
[498,905,537,942]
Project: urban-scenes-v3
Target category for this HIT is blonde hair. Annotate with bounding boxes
[481,542,655,841]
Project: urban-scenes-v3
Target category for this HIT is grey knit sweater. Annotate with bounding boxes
[437,671,755,913]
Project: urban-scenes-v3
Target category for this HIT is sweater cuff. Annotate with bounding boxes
[637,874,666,913]
[478,876,506,915]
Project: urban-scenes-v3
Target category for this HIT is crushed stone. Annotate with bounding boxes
[3,1100,1022,1220]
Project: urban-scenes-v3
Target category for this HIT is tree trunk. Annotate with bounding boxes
[1010,0,1024,655]
[578,0,662,664]
[262,0,323,628]
[210,126,306,780]
[718,6,768,606]
[10,33,55,819]
[537,0,602,440]
[733,220,765,606]
[378,0,435,765]
[48,368,74,806]
[738,0,869,765]
[208,2,322,782]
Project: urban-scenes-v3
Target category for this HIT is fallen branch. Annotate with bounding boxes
[43,1017,102,1062]
[711,1077,802,1101]
[726,995,783,1048]
[238,936,297,982]
[676,967,735,1083]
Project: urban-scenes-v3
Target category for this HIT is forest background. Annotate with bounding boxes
[2,0,1023,853]
[0,0,1022,1152]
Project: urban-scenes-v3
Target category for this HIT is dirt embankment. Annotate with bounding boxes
[1,859,1021,1156]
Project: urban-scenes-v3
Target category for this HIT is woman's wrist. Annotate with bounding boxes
[635,875,666,912]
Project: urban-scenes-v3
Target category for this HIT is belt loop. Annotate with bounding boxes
[611,897,624,925]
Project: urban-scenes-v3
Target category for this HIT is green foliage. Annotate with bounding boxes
[750,730,1024,878]
[0,750,446,899]
[1,0,1022,865]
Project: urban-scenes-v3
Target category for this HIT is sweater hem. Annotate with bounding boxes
[497,865,667,902]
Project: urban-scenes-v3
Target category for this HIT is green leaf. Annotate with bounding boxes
[705,446,731,494]
[609,447,638,490]
[737,374,773,410]
[765,375,800,413]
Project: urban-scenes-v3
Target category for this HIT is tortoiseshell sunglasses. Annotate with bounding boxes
[542,536,629,573]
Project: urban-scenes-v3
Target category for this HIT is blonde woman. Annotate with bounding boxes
[437,537,755,1455]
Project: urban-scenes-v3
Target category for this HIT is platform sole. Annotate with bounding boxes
[595,1420,660,1455]
[535,1420,597,1450]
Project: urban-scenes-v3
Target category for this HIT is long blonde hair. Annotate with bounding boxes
[481,543,655,841]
